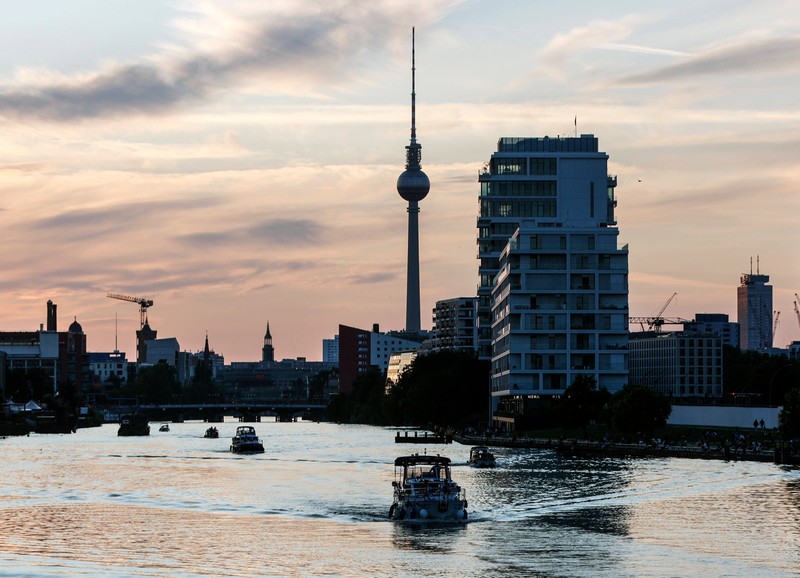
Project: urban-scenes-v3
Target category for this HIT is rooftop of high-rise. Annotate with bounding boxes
[495,135,599,153]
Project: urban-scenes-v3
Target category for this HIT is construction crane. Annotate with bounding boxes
[794,293,800,331]
[773,310,781,341]
[629,292,682,332]
[107,293,154,329]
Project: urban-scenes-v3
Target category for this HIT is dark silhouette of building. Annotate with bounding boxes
[136,320,157,364]
[60,317,90,395]
[46,300,57,331]
[262,322,274,363]
[0,301,89,397]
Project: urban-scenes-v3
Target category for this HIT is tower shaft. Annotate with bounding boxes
[406,201,421,333]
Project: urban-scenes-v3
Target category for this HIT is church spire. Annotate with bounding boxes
[262,321,274,363]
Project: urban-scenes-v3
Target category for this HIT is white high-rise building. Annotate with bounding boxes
[478,135,628,430]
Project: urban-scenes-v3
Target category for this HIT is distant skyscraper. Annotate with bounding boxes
[737,262,773,350]
[478,135,628,430]
[396,28,430,334]
[262,322,274,362]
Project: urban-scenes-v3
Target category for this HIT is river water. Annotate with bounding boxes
[1,421,798,577]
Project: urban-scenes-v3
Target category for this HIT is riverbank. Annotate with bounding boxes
[453,434,800,466]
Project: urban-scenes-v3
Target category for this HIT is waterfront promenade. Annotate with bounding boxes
[454,434,800,465]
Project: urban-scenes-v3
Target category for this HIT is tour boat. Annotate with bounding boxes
[117,414,150,436]
[389,454,467,522]
[204,426,219,438]
[230,425,264,453]
[467,446,496,468]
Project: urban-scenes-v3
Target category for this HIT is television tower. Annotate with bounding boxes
[396,28,430,334]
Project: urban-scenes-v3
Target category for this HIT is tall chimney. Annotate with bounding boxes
[46,300,57,331]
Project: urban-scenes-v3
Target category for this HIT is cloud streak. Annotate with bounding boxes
[617,36,800,84]
[0,1,453,122]
[537,18,638,79]
[178,218,325,248]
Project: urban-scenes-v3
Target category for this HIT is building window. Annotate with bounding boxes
[492,158,527,175]
[530,158,557,175]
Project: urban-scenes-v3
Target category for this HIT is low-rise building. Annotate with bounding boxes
[89,351,130,386]
[338,324,426,393]
[629,332,723,399]
[682,313,739,349]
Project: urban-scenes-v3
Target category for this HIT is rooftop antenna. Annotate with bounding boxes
[114,312,118,352]
[750,256,753,275]
[757,255,760,275]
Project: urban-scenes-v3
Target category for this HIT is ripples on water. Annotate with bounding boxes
[1,422,799,577]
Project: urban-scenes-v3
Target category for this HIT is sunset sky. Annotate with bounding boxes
[1,0,798,361]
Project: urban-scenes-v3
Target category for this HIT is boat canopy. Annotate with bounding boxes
[394,455,451,467]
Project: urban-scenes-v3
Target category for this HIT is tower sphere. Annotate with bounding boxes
[397,168,430,202]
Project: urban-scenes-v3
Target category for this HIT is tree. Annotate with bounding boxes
[724,346,800,405]
[122,362,181,405]
[324,350,491,429]
[779,388,800,440]
[605,383,671,435]
[387,350,490,428]
[4,367,53,403]
[186,358,217,403]
[558,375,611,433]
[325,367,386,424]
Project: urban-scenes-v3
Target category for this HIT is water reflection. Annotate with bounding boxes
[391,522,467,553]
[539,505,631,537]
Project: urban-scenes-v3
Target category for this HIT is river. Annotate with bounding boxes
[1,421,798,577]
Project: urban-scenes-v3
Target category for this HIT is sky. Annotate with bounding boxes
[0,0,798,362]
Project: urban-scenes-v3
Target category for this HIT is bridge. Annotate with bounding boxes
[99,401,327,424]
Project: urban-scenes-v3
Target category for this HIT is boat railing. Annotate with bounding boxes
[399,479,465,500]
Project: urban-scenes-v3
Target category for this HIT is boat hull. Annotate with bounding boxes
[118,426,150,436]
[468,458,496,468]
[117,415,150,436]
[389,494,467,522]
[230,442,264,453]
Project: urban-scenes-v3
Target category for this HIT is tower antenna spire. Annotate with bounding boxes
[411,27,417,144]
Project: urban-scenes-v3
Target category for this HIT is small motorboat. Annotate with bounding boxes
[389,454,467,522]
[204,426,219,438]
[159,423,170,432]
[467,446,496,468]
[117,414,150,436]
[230,425,264,453]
